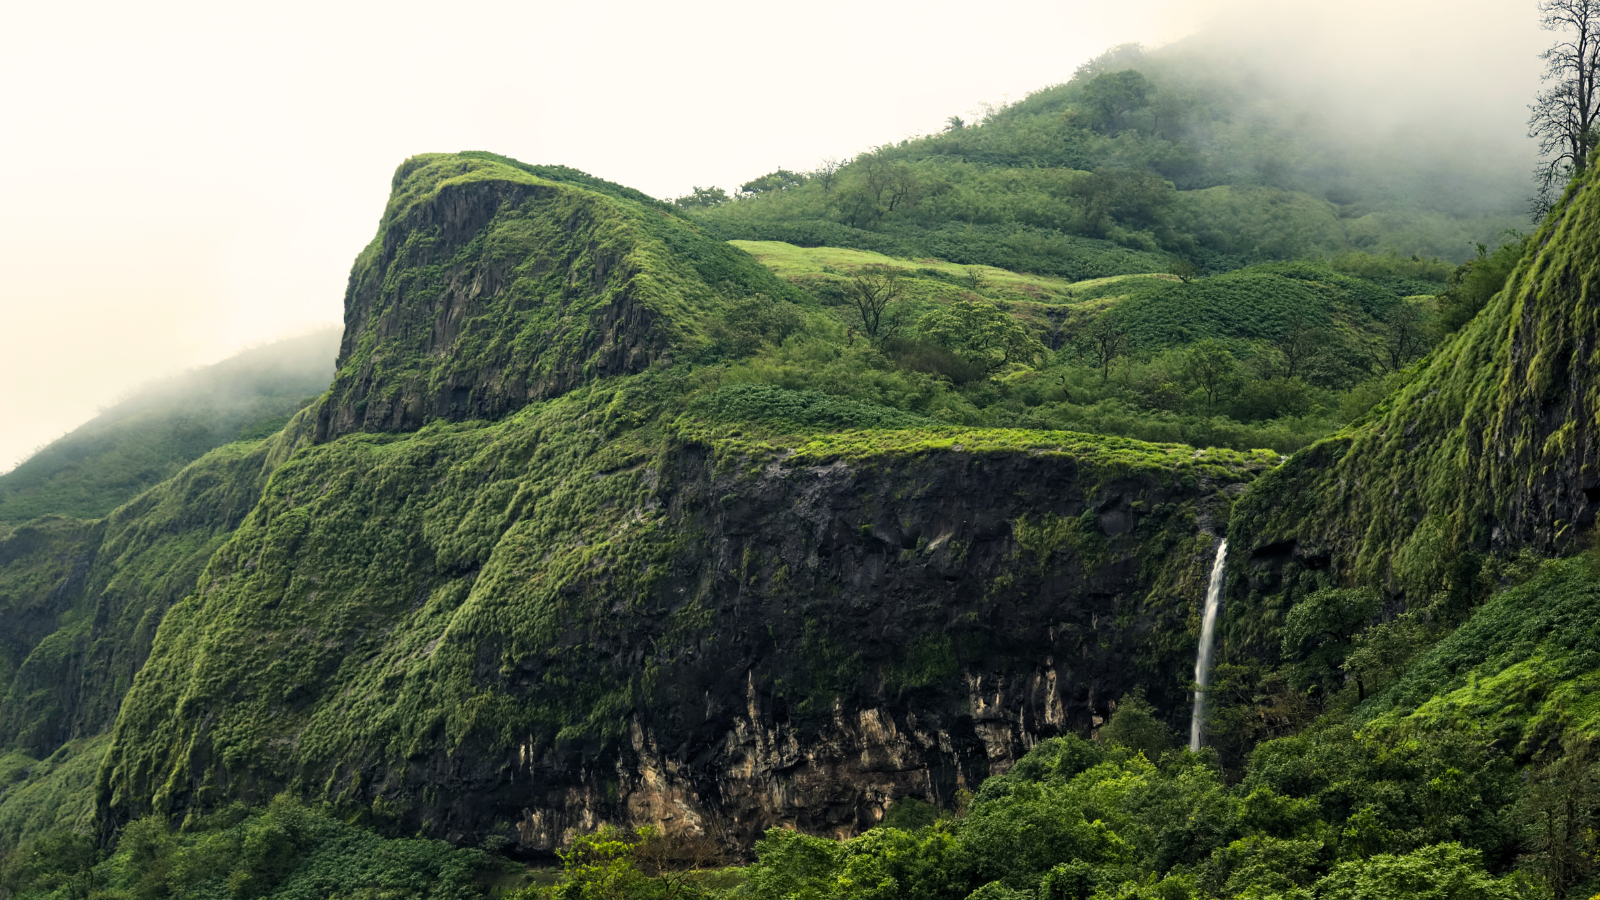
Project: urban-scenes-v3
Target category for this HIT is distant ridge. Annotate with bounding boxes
[0,329,338,523]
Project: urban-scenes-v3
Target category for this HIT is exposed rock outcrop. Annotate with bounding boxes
[314,154,792,442]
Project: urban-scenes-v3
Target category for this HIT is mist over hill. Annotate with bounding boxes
[692,42,1529,274]
[0,329,338,523]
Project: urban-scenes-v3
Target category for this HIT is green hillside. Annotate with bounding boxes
[1231,162,1600,609]
[712,240,1447,454]
[690,43,1525,277]
[0,330,337,524]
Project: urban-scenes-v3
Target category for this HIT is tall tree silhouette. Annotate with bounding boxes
[1531,0,1600,213]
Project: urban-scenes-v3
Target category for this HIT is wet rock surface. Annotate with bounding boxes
[413,445,1251,853]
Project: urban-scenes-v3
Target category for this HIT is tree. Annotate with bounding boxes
[1079,69,1153,135]
[1279,587,1381,700]
[885,165,923,212]
[672,186,729,209]
[1085,317,1128,383]
[1516,736,1600,897]
[739,169,805,197]
[833,186,883,228]
[917,300,1046,375]
[1097,690,1171,759]
[814,157,842,196]
[1068,169,1173,237]
[1183,340,1237,406]
[1376,303,1429,372]
[1437,235,1528,334]
[631,827,727,899]
[832,154,925,226]
[858,153,892,208]
[1267,317,1322,380]
[0,832,99,900]
[845,266,907,346]
[1531,0,1600,211]
[1167,258,1201,284]
[552,826,653,899]
[707,293,802,357]
[833,154,892,227]
[945,115,966,131]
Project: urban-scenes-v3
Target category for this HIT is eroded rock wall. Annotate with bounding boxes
[489,445,1247,850]
[101,406,1262,853]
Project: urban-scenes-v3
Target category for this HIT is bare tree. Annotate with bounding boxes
[1531,0,1600,211]
[1268,316,1321,380]
[1087,317,1128,383]
[632,827,728,900]
[814,157,842,196]
[846,266,906,346]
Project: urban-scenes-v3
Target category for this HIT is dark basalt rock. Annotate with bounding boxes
[244,442,1251,854]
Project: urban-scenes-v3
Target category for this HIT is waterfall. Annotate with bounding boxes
[1189,539,1228,751]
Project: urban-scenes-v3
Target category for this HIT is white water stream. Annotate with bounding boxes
[1189,539,1228,751]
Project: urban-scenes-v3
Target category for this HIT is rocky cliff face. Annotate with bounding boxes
[314,153,795,443]
[101,386,1269,851]
[498,437,1263,850]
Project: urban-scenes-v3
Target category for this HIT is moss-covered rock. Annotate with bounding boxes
[99,374,1268,850]
[1229,164,1600,642]
[315,153,802,441]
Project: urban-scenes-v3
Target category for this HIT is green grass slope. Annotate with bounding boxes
[0,330,337,524]
[712,240,1443,453]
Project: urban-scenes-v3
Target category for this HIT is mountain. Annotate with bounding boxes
[69,152,1265,849]
[0,70,1591,898]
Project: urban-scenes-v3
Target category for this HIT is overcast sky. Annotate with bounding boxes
[0,0,1545,472]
